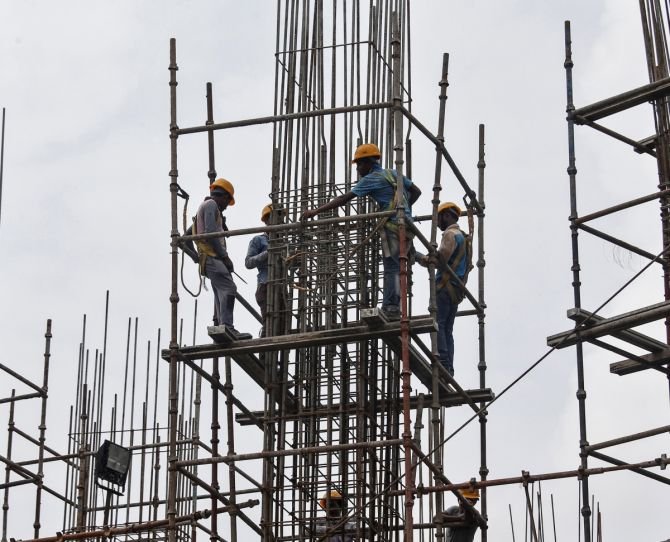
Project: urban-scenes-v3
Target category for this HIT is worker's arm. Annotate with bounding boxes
[437,505,469,525]
[179,225,200,264]
[407,183,421,206]
[245,236,268,269]
[301,191,356,220]
[415,251,438,268]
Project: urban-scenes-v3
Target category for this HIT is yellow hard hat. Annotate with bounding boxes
[352,143,381,163]
[261,204,272,221]
[210,178,235,206]
[438,201,461,217]
[460,488,480,500]
[318,489,342,509]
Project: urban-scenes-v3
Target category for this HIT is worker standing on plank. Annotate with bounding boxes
[245,203,271,336]
[417,202,471,376]
[301,143,421,320]
[182,178,244,337]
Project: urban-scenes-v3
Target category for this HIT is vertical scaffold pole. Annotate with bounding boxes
[0,107,5,228]
[167,37,180,542]
[205,80,222,542]
[32,319,52,538]
[477,124,489,541]
[391,12,414,542]
[430,52,449,542]
[563,21,591,542]
[2,389,15,542]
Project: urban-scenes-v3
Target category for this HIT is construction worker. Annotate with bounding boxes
[182,178,243,337]
[418,202,469,376]
[245,204,271,336]
[314,489,356,541]
[301,143,421,319]
[438,488,480,542]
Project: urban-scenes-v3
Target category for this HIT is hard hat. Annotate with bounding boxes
[318,489,342,509]
[209,178,235,206]
[261,204,272,221]
[438,201,461,217]
[351,143,381,163]
[460,488,480,500]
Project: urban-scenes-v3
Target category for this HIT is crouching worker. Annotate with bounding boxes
[314,490,357,541]
[182,178,246,338]
[436,488,480,542]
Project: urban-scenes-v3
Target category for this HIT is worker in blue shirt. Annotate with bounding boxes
[245,204,271,336]
[301,143,421,319]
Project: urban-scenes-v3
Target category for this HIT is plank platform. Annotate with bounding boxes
[573,77,670,122]
[546,302,670,349]
[360,308,437,390]
[163,315,437,362]
[609,349,670,376]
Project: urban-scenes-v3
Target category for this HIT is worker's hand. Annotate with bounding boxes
[418,253,438,268]
[301,209,317,221]
[222,256,235,274]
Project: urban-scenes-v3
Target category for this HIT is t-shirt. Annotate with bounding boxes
[444,505,479,542]
[351,164,413,221]
[245,233,269,284]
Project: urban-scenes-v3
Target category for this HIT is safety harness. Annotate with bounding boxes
[379,169,415,239]
[437,211,474,304]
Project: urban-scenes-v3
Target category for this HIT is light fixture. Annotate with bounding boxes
[95,440,131,489]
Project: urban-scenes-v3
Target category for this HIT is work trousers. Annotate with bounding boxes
[436,287,458,375]
[381,228,414,312]
[256,282,268,337]
[204,257,237,327]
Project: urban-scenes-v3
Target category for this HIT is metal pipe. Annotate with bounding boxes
[564,21,592,541]
[0,107,5,227]
[167,36,180,542]
[585,424,670,452]
[19,500,259,542]
[390,14,415,540]
[176,102,393,135]
[477,123,489,542]
[575,188,670,224]
[2,390,15,542]
[32,320,52,538]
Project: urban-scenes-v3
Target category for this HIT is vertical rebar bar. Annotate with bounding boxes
[391,11,414,541]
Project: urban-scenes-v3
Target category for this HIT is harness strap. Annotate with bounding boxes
[437,232,466,290]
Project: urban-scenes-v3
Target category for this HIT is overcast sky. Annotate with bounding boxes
[1,2,668,541]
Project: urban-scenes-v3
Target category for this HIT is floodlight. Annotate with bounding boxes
[95,440,131,488]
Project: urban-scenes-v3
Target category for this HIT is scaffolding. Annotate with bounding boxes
[167,2,488,541]
[4,2,670,542]
[544,3,670,541]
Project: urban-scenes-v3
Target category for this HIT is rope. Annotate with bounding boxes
[179,193,203,298]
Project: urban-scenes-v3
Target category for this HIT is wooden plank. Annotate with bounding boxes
[573,77,670,122]
[566,308,668,352]
[609,349,670,376]
[546,302,670,349]
[162,315,437,362]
